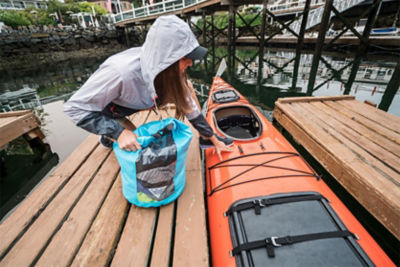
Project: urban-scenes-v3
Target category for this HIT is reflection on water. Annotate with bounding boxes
[0,57,106,220]
[189,47,399,117]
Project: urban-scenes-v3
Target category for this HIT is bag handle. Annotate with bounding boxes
[152,123,174,138]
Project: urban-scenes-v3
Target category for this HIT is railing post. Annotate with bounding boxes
[257,0,267,86]
[291,0,311,91]
[306,0,334,95]
[378,61,400,111]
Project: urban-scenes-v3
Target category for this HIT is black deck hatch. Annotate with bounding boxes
[212,89,240,103]
[227,192,374,267]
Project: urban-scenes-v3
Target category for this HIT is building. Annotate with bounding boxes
[0,0,47,10]
[88,0,132,14]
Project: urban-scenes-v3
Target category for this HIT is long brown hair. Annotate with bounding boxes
[154,61,191,119]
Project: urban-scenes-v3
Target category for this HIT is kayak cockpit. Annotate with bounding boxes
[214,106,262,140]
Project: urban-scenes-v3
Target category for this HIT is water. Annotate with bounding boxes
[0,55,110,219]
[0,47,398,240]
[190,47,400,116]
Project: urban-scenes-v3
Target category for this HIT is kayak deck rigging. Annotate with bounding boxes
[208,151,320,196]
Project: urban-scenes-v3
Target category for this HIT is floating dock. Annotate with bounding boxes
[0,108,208,266]
[273,95,400,241]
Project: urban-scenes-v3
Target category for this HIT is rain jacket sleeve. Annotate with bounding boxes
[64,66,125,140]
[184,83,214,138]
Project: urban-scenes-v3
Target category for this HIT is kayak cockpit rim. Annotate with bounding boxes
[212,105,263,141]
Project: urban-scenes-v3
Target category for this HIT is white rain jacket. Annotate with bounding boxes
[64,15,203,140]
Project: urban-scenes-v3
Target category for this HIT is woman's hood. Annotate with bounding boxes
[140,15,200,100]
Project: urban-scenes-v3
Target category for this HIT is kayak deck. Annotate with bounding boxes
[0,107,208,267]
[273,95,400,241]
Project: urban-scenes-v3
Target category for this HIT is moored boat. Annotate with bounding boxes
[203,76,394,267]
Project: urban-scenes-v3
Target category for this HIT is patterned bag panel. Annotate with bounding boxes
[113,118,192,207]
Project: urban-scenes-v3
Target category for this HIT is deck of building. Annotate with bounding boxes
[0,107,208,267]
[273,95,400,241]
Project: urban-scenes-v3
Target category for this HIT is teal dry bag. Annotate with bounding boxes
[113,117,193,207]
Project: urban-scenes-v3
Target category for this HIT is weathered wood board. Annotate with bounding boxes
[273,95,400,240]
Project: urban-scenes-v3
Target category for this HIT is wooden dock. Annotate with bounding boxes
[273,95,400,241]
[0,110,44,149]
[0,108,208,267]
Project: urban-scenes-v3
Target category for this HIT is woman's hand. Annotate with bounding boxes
[117,129,142,151]
[209,135,234,160]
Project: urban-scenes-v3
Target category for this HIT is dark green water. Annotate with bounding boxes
[0,46,398,262]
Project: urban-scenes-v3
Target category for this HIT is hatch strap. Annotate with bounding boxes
[231,230,356,258]
[225,194,324,216]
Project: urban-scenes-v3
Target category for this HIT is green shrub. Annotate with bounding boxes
[0,10,31,27]
[197,12,262,30]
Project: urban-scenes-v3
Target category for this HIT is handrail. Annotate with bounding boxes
[114,0,368,28]
[113,0,206,23]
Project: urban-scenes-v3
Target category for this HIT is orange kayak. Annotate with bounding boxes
[203,76,394,267]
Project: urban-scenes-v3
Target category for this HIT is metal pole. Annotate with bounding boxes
[202,11,208,73]
[124,27,130,46]
[257,0,267,86]
[291,0,311,91]
[228,5,234,77]
[306,0,334,96]
[232,6,236,73]
[202,11,207,46]
[378,61,400,111]
[211,13,215,72]
[344,0,382,95]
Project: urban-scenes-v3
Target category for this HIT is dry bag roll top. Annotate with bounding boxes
[113,117,193,207]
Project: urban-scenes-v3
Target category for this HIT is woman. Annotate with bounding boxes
[64,15,233,159]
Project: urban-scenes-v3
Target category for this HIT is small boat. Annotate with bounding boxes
[203,76,394,266]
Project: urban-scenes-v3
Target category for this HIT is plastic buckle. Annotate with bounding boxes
[254,199,265,207]
[270,237,282,247]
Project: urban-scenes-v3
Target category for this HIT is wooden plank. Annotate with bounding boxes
[35,154,120,267]
[150,203,175,267]
[70,174,129,267]
[323,101,400,156]
[25,128,45,140]
[0,113,40,148]
[332,101,400,145]
[173,126,209,267]
[341,99,400,133]
[0,145,110,266]
[0,134,98,259]
[296,102,400,182]
[0,117,17,128]
[0,110,30,118]
[276,95,354,104]
[110,206,157,267]
[274,102,400,240]
[109,109,170,267]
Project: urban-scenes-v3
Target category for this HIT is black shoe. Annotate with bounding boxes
[99,135,114,149]
[200,134,234,149]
